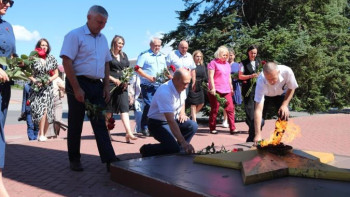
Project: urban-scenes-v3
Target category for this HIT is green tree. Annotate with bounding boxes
[163,0,350,113]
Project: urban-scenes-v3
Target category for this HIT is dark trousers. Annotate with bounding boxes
[26,111,38,140]
[263,95,285,120]
[0,82,10,168]
[22,83,38,140]
[140,84,158,130]
[140,118,198,157]
[66,77,116,163]
[244,88,256,142]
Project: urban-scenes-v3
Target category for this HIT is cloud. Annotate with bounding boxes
[145,30,174,56]
[13,25,41,41]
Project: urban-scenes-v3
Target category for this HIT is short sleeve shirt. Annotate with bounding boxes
[0,19,16,59]
[136,49,167,85]
[254,65,298,103]
[231,62,240,73]
[207,59,232,94]
[60,24,112,79]
[147,80,187,121]
[166,50,196,70]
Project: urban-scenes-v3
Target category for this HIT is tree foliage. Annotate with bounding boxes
[163,0,350,113]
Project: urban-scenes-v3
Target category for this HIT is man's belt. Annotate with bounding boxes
[77,76,101,83]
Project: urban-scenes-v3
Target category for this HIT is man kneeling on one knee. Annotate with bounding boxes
[140,68,198,157]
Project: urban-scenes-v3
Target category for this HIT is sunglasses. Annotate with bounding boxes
[2,0,14,7]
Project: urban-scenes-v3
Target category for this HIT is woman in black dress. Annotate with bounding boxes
[106,35,137,142]
[187,50,207,122]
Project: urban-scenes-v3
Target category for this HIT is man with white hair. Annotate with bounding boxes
[135,38,169,136]
[254,62,298,143]
[60,5,118,172]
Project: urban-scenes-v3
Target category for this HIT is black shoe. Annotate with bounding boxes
[230,130,239,135]
[246,136,254,142]
[139,145,146,157]
[70,161,84,171]
[141,128,150,137]
[106,157,121,172]
[17,113,26,121]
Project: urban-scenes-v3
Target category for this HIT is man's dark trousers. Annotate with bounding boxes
[140,84,157,131]
[66,77,117,163]
[141,118,198,157]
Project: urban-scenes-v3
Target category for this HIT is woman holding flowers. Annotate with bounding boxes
[207,46,237,135]
[186,50,207,122]
[0,1,15,196]
[238,45,261,142]
[28,38,59,142]
[106,35,137,143]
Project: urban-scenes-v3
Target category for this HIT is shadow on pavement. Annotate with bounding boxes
[3,144,147,196]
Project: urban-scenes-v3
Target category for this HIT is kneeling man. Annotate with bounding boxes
[140,68,197,157]
[254,62,298,143]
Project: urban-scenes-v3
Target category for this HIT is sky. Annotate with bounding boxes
[4,0,187,62]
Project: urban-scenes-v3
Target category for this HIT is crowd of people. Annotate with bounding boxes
[0,3,299,195]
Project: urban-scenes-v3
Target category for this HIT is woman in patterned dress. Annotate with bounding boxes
[29,38,58,142]
[106,35,137,142]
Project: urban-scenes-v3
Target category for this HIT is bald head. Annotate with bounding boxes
[178,40,189,56]
[173,68,191,93]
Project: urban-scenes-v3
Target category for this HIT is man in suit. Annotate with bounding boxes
[60,5,118,172]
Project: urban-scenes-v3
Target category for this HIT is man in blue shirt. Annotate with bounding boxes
[60,5,118,172]
[135,38,169,136]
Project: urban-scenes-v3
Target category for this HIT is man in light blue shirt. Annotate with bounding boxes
[166,40,196,71]
[135,38,169,136]
[140,68,197,157]
[167,40,197,93]
[60,5,117,172]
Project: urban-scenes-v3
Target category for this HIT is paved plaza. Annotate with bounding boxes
[2,89,350,196]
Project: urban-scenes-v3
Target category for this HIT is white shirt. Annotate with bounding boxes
[166,50,196,71]
[240,61,256,72]
[60,24,112,79]
[254,65,298,103]
[147,80,187,121]
[128,74,141,99]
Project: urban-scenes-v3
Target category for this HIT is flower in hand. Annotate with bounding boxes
[169,65,176,72]
[107,117,115,130]
[35,48,47,59]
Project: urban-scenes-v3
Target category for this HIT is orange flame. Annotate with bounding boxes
[260,119,301,147]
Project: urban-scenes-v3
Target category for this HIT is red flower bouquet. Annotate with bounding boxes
[134,65,140,71]
[35,48,47,59]
[169,65,176,72]
[48,70,55,76]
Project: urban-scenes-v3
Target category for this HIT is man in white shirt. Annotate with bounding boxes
[254,62,298,143]
[139,68,197,157]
